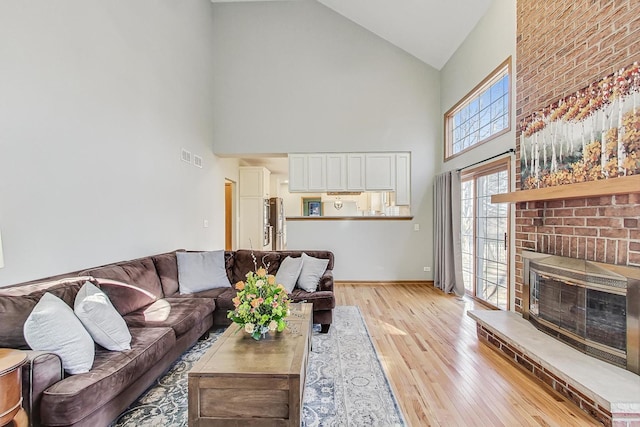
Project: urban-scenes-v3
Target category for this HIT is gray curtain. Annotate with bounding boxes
[433,170,464,296]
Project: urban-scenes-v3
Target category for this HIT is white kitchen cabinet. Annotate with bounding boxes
[288,152,410,197]
[365,153,395,191]
[239,167,270,198]
[288,154,307,192]
[238,197,270,250]
[239,167,271,250]
[326,153,347,191]
[346,153,365,191]
[307,154,326,191]
[395,152,411,206]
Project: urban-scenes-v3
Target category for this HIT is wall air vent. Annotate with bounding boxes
[194,155,203,168]
[181,148,192,164]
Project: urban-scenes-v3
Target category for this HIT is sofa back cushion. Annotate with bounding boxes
[0,277,93,349]
[81,258,163,299]
[92,278,157,316]
[152,252,181,297]
[230,250,281,283]
[228,250,334,284]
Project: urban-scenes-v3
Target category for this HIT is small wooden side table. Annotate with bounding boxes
[0,349,27,427]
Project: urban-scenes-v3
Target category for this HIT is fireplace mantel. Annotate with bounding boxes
[491,174,640,204]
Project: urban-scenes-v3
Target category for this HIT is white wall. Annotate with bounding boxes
[210,1,440,281]
[438,0,517,308]
[0,0,239,286]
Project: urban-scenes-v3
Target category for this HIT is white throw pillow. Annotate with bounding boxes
[276,256,304,294]
[24,292,95,375]
[296,253,329,293]
[177,250,232,294]
[74,282,132,351]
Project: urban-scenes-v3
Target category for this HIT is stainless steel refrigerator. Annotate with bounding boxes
[269,197,286,250]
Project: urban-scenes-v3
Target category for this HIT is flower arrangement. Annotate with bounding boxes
[227,259,290,340]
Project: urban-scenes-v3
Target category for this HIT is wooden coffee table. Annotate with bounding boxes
[188,303,312,426]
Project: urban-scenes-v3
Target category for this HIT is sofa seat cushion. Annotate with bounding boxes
[122,298,214,338]
[171,286,230,300]
[289,289,335,311]
[210,287,238,312]
[40,327,175,426]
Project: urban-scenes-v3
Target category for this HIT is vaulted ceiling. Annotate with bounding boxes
[211,0,493,172]
[210,0,492,70]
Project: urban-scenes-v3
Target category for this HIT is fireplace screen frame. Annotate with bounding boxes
[522,251,640,375]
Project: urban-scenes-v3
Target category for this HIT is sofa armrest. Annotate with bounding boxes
[317,270,334,292]
[21,351,63,427]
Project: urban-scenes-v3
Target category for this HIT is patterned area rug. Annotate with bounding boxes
[112,306,405,427]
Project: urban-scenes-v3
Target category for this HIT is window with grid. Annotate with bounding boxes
[460,158,510,310]
[445,58,511,160]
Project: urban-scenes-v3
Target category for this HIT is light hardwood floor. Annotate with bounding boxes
[335,282,600,427]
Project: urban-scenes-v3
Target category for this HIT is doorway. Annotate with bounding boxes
[225,180,234,251]
[460,158,510,310]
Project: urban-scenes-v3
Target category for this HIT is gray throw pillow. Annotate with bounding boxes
[74,282,132,351]
[24,292,95,375]
[275,256,304,294]
[296,253,329,293]
[177,250,231,294]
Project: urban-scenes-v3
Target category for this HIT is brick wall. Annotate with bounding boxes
[514,0,640,312]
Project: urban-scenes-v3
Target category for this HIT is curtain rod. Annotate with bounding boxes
[456,148,515,172]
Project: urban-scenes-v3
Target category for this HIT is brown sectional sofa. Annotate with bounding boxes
[0,249,334,426]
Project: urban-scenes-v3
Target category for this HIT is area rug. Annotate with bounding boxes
[112,306,405,427]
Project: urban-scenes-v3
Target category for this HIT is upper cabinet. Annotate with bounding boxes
[395,153,411,206]
[365,153,396,191]
[288,154,307,192]
[346,154,365,191]
[288,152,410,205]
[326,154,347,191]
[307,154,327,191]
[239,166,270,198]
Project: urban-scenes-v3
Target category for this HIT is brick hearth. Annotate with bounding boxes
[469,311,640,427]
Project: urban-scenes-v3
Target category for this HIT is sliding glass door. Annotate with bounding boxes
[461,159,510,310]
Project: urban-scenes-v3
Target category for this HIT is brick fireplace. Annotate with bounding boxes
[515,195,640,313]
[522,251,640,375]
[514,0,640,313]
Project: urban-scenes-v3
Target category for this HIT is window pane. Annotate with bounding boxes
[469,99,479,116]
[491,100,502,120]
[463,166,509,309]
[491,79,503,101]
[479,108,490,128]
[460,106,468,123]
[446,61,510,157]
[480,90,491,110]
